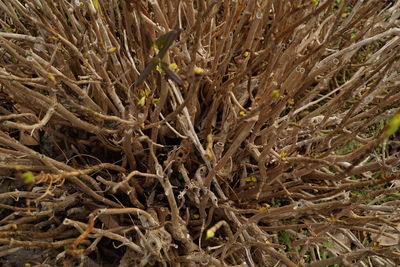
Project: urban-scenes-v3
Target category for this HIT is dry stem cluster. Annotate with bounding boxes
[0,0,399,266]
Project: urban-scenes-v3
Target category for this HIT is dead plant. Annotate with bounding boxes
[0,0,399,266]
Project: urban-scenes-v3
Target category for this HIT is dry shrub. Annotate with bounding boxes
[0,0,400,266]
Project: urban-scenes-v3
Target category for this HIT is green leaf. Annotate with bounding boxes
[311,0,319,7]
[156,65,165,74]
[47,73,56,82]
[324,241,334,248]
[387,113,400,136]
[206,229,215,240]
[177,172,184,182]
[138,96,146,106]
[194,67,205,75]
[259,203,270,211]
[344,6,353,13]
[169,63,179,72]
[144,87,151,97]
[152,43,159,53]
[22,171,34,184]
[271,89,280,98]
[139,88,151,97]
[245,176,257,182]
[107,47,117,53]
[278,231,292,246]
[93,0,99,9]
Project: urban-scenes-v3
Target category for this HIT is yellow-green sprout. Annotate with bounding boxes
[22,171,34,183]
[387,113,400,136]
[206,229,215,240]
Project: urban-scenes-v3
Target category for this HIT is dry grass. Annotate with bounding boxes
[0,0,400,266]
